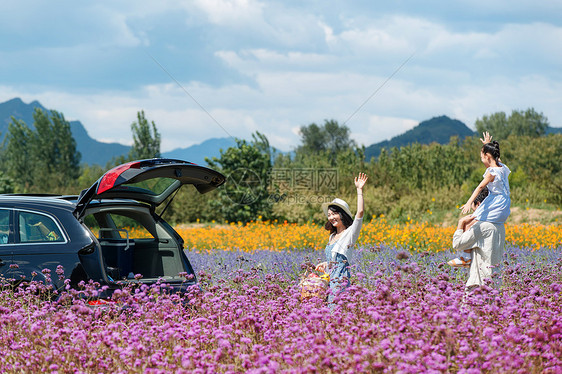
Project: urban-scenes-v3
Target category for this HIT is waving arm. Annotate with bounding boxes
[354,172,368,219]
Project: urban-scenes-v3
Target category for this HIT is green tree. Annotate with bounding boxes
[504,134,562,204]
[508,108,549,137]
[324,119,356,153]
[475,112,509,139]
[206,132,273,223]
[475,108,548,139]
[296,119,356,162]
[0,171,15,194]
[77,164,105,190]
[298,122,327,154]
[130,110,161,159]
[2,118,35,189]
[2,109,81,191]
[33,109,81,187]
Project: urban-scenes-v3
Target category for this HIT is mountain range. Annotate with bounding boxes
[0,98,129,166]
[0,98,235,166]
[1,98,560,166]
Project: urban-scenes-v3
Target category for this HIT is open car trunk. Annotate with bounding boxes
[84,204,194,286]
[76,159,225,289]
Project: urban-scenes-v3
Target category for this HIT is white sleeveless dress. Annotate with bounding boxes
[473,162,511,224]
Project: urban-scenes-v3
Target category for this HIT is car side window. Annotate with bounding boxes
[18,211,65,243]
[0,209,9,245]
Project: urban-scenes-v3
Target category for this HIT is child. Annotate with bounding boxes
[449,133,511,267]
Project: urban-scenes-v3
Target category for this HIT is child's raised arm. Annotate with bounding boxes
[480,131,492,144]
[461,172,495,214]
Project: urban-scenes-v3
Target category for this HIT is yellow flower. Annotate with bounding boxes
[169,218,562,253]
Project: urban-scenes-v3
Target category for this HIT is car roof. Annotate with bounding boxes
[0,194,150,213]
[0,194,77,212]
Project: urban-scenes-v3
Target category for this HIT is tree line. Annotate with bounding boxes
[169,108,561,224]
[0,107,559,224]
[0,109,160,194]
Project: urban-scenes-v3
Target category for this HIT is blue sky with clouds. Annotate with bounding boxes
[1,0,561,152]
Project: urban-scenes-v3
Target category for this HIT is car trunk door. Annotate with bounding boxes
[74,159,225,219]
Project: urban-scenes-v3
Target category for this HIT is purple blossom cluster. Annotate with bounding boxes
[0,245,560,373]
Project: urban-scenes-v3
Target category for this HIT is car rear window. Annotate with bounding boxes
[85,212,155,240]
[119,177,177,196]
[18,211,65,243]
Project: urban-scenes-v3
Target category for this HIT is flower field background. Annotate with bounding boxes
[173,218,562,253]
[1,221,561,373]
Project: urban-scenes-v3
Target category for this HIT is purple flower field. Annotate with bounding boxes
[1,245,561,373]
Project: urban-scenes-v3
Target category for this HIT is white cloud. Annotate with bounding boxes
[190,0,265,26]
[215,49,334,77]
[355,116,419,144]
[330,16,431,55]
[451,75,562,127]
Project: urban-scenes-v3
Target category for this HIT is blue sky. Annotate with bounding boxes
[1,1,561,152]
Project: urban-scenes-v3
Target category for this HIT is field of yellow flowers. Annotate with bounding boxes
[167,218,562,253]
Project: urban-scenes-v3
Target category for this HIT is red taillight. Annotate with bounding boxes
[88,299,112,306]
[97,161,141,194]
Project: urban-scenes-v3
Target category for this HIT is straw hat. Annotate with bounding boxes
[322,198,353,220]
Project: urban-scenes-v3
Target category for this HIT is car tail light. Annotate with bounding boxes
[88,299,113,306]
[97,161,141,194]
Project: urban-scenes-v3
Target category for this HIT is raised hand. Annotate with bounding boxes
[480,131,492,144]
[355,172,368,190]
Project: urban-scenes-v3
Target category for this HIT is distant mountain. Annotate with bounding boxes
[0,98,240,167]
[546,126,562,134]
[162,137,237,166]
[0,98,130,166]
[3,98,560,167]
[68,120,130,166]
[364,115,476,160]
[0,97,43,128]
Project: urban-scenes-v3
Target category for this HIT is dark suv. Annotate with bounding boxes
[0,159,225,296]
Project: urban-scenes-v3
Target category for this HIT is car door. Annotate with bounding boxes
[10,208,76,288]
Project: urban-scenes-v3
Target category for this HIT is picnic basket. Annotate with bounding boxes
[299,271,330,300]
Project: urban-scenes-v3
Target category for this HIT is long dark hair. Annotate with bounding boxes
[482,140,501,165]
[474,186,489,206]
[324,205,353,234]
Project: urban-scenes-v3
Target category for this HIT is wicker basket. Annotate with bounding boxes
[299,272,329,300]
